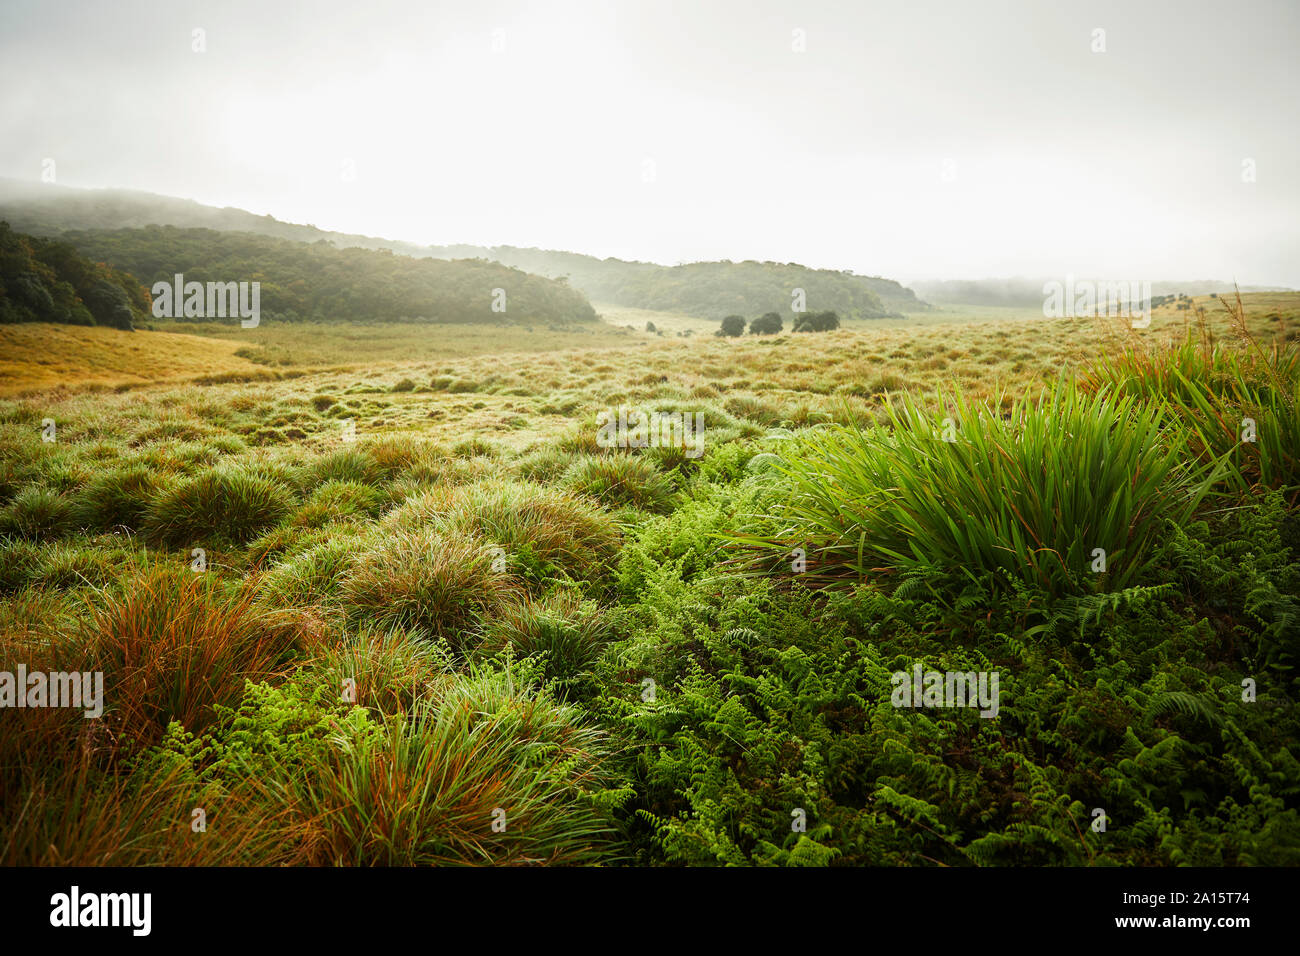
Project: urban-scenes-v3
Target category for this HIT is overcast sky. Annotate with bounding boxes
[1,0,1297,285]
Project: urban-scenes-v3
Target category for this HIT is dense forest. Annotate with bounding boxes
[0,221,147,329]
[59,226,599,326]
[0,181,930,321]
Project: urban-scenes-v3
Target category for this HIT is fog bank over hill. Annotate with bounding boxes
[909,276,1292,309]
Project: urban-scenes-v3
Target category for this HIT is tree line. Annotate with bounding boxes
[465,250,911,321]
[715,310,842,336]
[56,226,600,326]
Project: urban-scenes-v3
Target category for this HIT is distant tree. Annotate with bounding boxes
[718,314,746,337]
[793,310,840,332]
[749,311,783,335]
[645,320,657,333]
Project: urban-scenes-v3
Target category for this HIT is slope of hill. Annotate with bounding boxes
[0,178,433,257]
[55,226,599,326]
[0,179,931,320]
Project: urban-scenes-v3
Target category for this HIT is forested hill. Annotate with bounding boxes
[58,226,599,326]
[424,246,929,319]
[0,180,930,320]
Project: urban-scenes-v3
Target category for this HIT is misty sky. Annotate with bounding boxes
[2,0,1297,285]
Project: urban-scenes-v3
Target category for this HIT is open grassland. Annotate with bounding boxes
[152,317,640,370]
[1,292,1297,866]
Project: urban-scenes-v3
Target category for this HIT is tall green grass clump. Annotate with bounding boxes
[260,536,359,608]
[292,479,386,527]
[731,380,1219,597]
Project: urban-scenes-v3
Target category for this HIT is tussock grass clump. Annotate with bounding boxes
[71,461,169,533]
[308,447,373,485]
[732,380,1219,597]
[385,459,496,500]
[451,437,500,459]
[0,538,42,592]
[362,434,441,476]
[0,486,76,540]
[144,464,295,548]
[866,371,910,395]
[537,393,583,415]
[304,626,449,715]
[380,484,461,527]
[88,565,309,749]
[261,536,358,608]
[556,421,605,455]
[515,446,581,482]
[186,669,609,865]
[0,760,282,866]
[29,539,138,590]
[383,479,619,584]
[562,454,677,513]
[33,453,92,494]
[642,442,695,474]
[0,615,100,797]
[482,592,610,679]
[293,479,386,527]
[134,440,223,471]
[247,524,334,567]
[342,529,513,652]
[724,394,784,426]
[127,417,214,447]
[308,436,450,488]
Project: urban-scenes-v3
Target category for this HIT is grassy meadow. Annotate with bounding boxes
[1,291,1297,866]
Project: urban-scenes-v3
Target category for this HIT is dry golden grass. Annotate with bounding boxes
[0,322,266,397]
